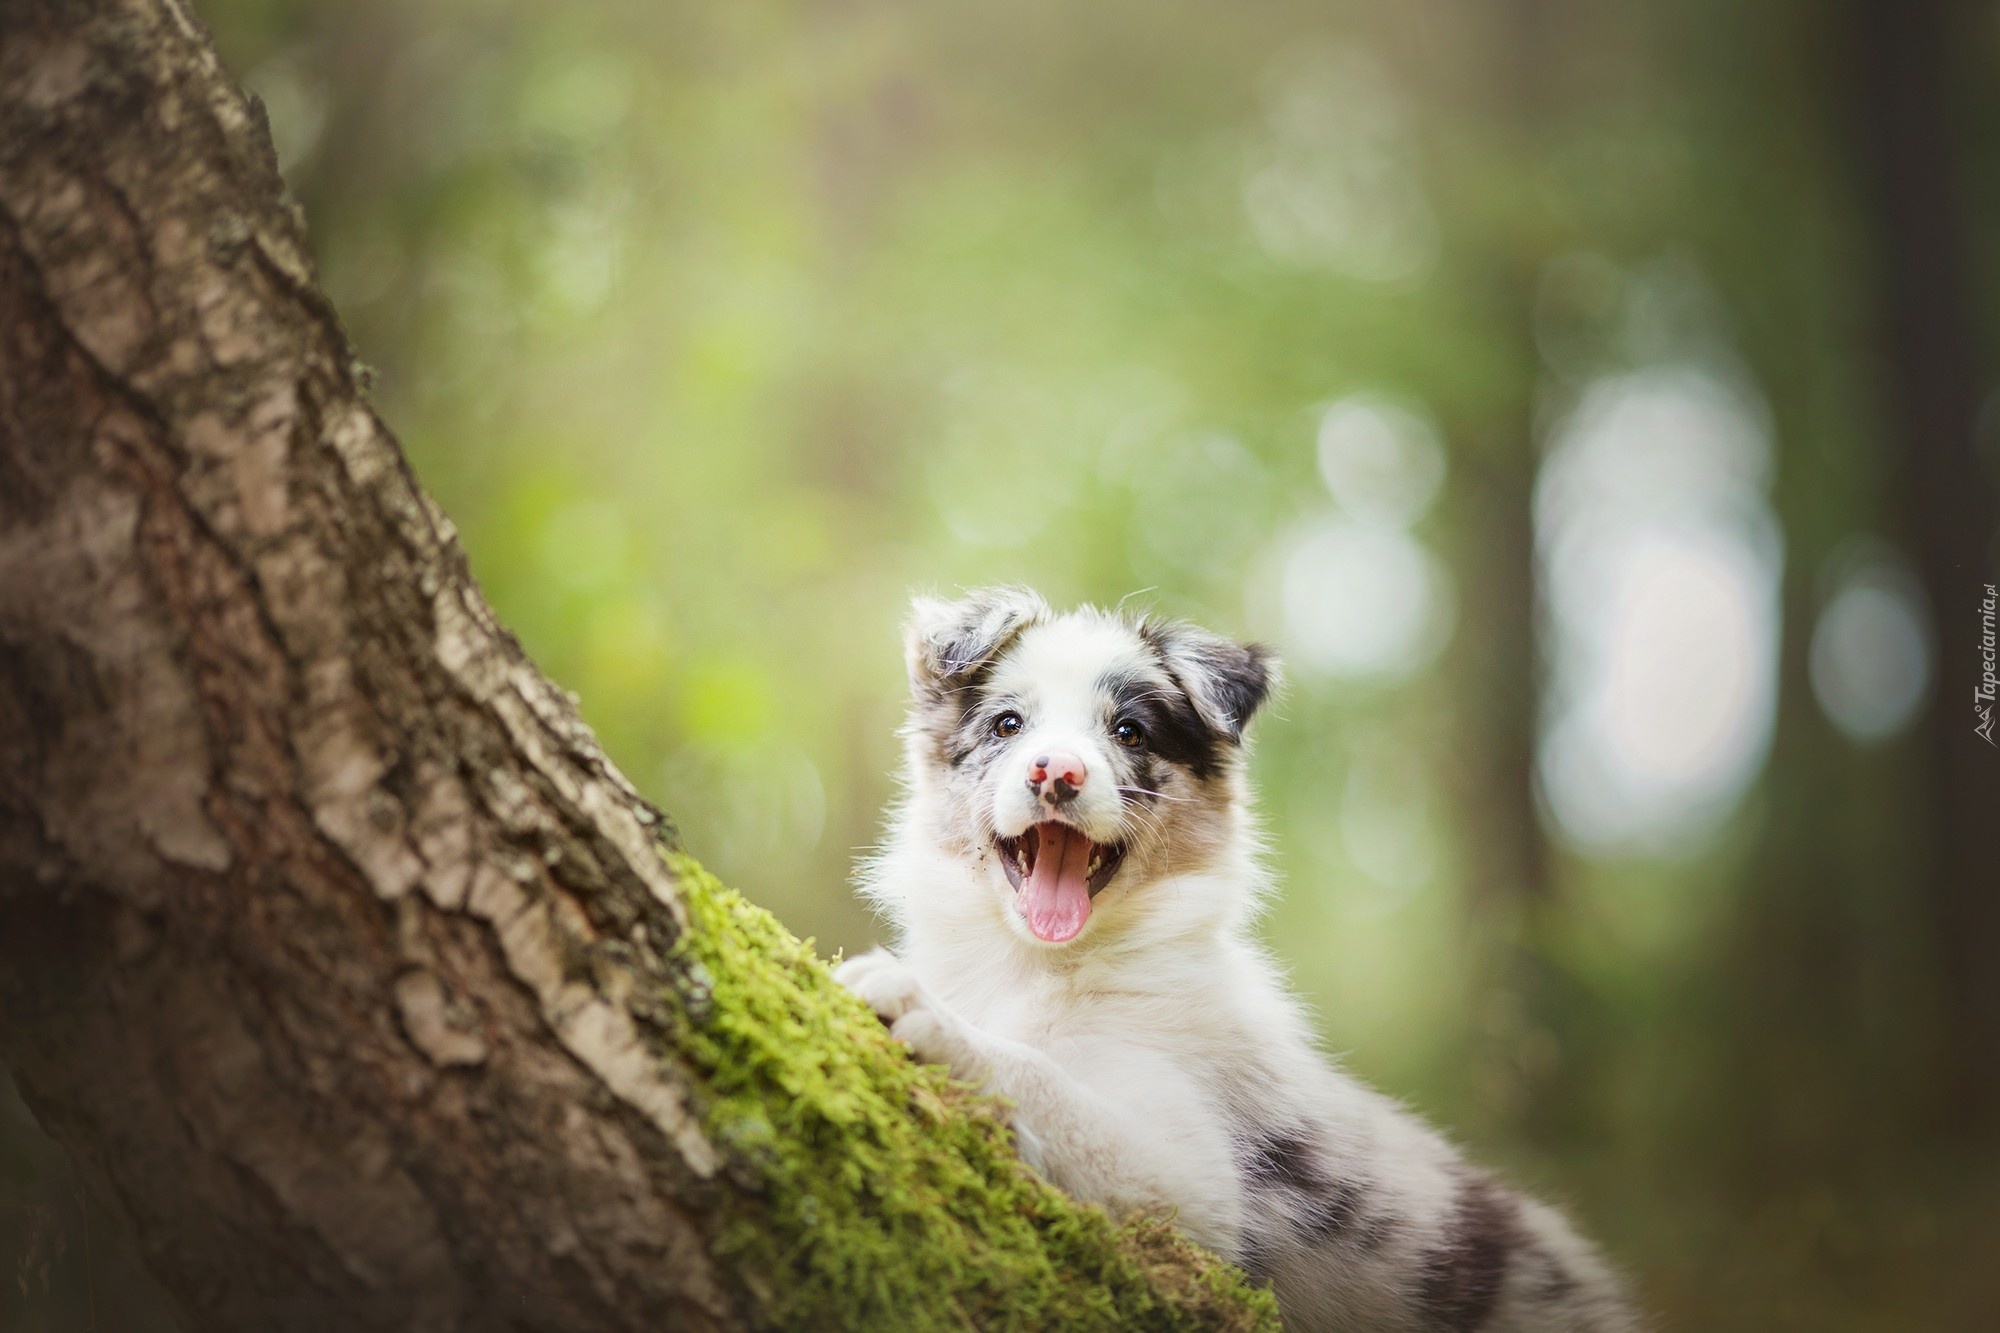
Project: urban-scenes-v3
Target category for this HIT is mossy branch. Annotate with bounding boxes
[668,854,1278,1329]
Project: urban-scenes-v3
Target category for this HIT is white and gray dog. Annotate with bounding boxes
[836,587,1637,1332]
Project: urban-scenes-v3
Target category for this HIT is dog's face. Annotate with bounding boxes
[901,588,1273,945]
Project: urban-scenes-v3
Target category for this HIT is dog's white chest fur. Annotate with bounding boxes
[840,589,1637,1332]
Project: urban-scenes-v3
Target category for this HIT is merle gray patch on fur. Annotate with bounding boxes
[1417,1170,1521,1331]
[915,680,995,770]
[1239,1128,1324,1191]
[1121,753,1167,805]
[1530,1248,1577,1304]
[1235,1231,1276,1280]
[936,696,1019,769]
[1295,1179,1365,1243]
[1237,1128,1374,1245]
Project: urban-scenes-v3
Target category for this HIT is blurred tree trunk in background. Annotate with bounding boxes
[1451,0,1555,922]
[1449,373,1546,925]
[0,2,1275,1329]
[1843,0,2000,1136]
[1437,0,1568,1144]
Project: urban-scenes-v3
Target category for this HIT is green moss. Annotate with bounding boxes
[662,852,1282,1331]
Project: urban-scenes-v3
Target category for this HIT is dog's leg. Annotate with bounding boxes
[834,949,1197,1228]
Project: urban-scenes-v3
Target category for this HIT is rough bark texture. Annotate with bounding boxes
[0,2,1279,1329]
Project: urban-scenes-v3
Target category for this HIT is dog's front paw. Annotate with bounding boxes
[834,948,983,1080]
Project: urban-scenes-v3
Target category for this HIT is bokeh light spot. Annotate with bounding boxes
[1536,365,1782,856]
[1316,395,1447,527]
[1265,518,1454,681]
[1809,541,1933,744]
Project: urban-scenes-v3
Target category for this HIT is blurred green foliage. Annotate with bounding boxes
[7,1,1998,1330]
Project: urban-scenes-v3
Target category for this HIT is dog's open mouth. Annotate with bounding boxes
[995,822,1126,943]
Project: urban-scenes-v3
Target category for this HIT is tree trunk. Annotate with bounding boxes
[1843,0,2000,1136]
[0,2,1275,1329]
[1438,0,1563,1146]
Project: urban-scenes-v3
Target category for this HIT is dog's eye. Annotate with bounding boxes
[1113,719,1145,749]
[993,712,1024,738]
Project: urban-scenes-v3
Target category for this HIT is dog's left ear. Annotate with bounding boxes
[1145,621,1277,743]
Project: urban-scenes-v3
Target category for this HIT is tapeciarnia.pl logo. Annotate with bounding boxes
[1978,583,1998,745]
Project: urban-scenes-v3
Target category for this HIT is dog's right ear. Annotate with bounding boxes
[904,586,1048,700]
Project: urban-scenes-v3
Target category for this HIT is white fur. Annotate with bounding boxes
[841,597,1638,1332]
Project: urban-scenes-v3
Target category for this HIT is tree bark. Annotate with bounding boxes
[0,2,1276,1329]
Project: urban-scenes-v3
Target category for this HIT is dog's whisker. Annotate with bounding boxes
[1114,784,1194,804]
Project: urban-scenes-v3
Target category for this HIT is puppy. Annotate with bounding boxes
[837,588,1636,1332]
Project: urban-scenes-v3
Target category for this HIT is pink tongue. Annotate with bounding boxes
[1020,822,1093,942]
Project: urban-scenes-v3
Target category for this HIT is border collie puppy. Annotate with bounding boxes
[837,588,1636,1332]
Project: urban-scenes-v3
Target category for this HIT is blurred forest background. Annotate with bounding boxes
[5,0,1999,1328]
